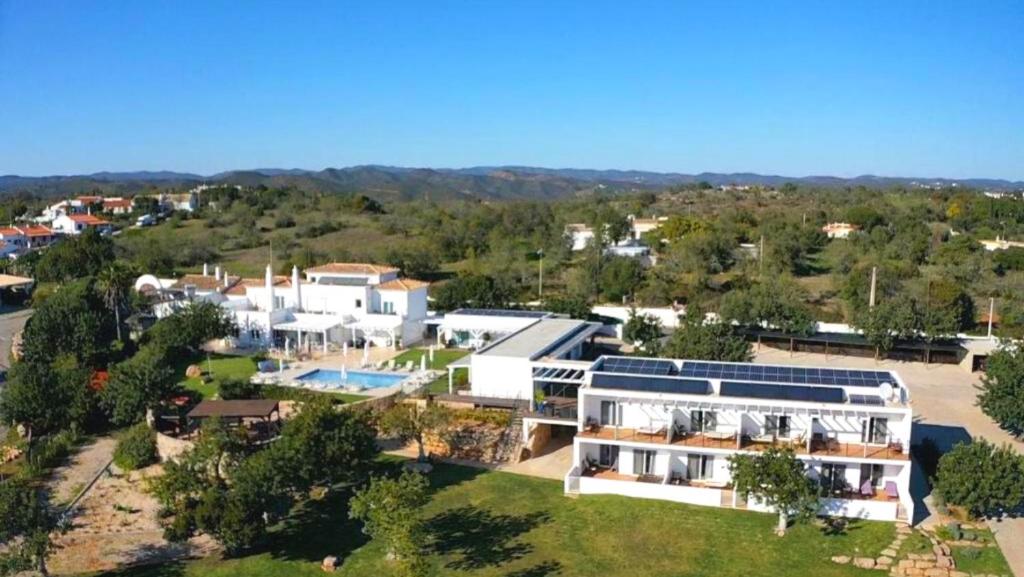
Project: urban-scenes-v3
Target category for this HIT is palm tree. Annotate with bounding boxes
[96,261,137,342]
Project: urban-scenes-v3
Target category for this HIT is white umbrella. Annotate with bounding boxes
[342,341,348,358]
[285,336,291,358]
[420,354,427,372]
[429,345,435,364]
[362,339,370,365]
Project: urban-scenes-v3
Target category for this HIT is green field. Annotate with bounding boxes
[89,463,898,577]
[391,347,469,394]
[952,545,1013,576]
[177,353,261,399]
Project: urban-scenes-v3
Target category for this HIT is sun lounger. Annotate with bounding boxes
[860,479,874,497]
[884,481,898,499]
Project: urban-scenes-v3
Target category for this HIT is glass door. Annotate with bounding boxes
[600,401,618,426]
[598,445,619,468]
[633,450,656,475]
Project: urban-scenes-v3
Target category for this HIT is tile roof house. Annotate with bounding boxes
[52,213,113,235]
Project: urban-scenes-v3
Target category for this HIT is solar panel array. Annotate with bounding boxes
[719,381,845,404]
[453,308,548,318]
[680,362,892,388]
[591,373,710,395]
[849,394,885,406]
[598,357,679,376]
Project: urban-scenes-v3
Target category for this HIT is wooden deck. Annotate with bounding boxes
[577,426,908,461]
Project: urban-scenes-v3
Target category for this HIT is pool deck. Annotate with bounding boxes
[253,350,440,398]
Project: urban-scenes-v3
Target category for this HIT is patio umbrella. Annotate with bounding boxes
[429,345,435,364]
[285,337,291,358]
[342,341,348,358]
[362,339,370,365]
[421,354,427,372]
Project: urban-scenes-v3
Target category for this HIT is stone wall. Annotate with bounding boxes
[155,431,194,463]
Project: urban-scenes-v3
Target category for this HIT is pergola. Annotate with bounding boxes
[345,314,404,348]
[185,399,281,440]
[0,274,33,306]
[274,314,345,355]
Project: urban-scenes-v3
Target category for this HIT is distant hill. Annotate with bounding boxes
[1,165,1021,201]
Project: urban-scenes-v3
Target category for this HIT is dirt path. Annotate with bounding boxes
[49,437,116,506]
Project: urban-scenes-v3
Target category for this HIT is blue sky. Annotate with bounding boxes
[1,1,1022,179]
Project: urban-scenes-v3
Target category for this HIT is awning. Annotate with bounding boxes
[274,313,345,332]
[345,314,404,331]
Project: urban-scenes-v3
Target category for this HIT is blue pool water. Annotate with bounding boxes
[295,369,406,389]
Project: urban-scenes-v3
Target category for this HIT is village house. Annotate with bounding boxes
[51,213,113,235]
[822,222,861,239]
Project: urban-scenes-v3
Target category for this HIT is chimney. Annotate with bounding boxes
[292,265,302,311]
[265,264,275,311]
[214,265,222,281]
[203,263,209,277]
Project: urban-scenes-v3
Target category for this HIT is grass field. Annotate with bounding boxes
[391,347,469,394]
[952,545,1013,575]
[89,463,897,577]
[176,353,261,399]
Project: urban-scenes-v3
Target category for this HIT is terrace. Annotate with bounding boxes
[577,425,909,461]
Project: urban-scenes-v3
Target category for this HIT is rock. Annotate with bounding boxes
[185,364,203,378]
[877,557,894,567]
[883,549,899,557]
[321,556,338,572]
[832,556,851,564]
[900,559,916,569]
[915,560,936,569]
[935,556,954,569]
[923,569,949,577]
[935,544,951,556]
[855,558,877,569]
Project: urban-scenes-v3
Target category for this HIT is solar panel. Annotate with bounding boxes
[849,394,885,406]
[719,381,845,403]
[598,357,678,376]
[591,373,710,395]
[453,308,548,318]
[680,362,892,388]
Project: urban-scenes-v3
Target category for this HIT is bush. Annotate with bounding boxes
[219,378,261,400]
[960,547,981,561]
[934,439,1024,518]
[274,214,295,229]
[113,423,158,471]
[946,521,962,541]
[22,428,83,477]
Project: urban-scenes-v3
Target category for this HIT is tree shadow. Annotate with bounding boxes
[86,560,187,577]
[507,560,564,577]
[819,517,865,537]
[425,505,551,570]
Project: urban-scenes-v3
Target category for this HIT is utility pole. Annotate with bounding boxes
[759,235,765,276]
[537,249,544,300]
[988,297,995,339]
[869,266,877,308]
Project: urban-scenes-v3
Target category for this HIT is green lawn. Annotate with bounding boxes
[392,347,469,394]
[952,546,1012,576]
[176,353,261,399]
[89,463,896,577]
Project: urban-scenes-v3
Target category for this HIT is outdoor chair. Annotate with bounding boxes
[860,479,874,498]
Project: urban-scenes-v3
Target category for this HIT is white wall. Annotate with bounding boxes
[469,355,534,400]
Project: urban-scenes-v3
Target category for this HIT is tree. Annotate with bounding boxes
[145,301,236,353]
[431,274,514,312]
[0,479,55,576]
[219,377,261,400]
[101,344,177,426]
[19,278,116,367]
[379,403,452,462]
[623,309,662,352]
[96,261,138,342]
[599,256,643,303]
[349,472,430,577]
[719,278,815,335]
[933,439,1024,518]
[543,294,591,320]
[660,308,752,362]
[33,228,116,283]
[853,295,919,357]
[0,356,93,435]
[728,447,819,535]
[977,346,1024,437]
[113,423,158,471]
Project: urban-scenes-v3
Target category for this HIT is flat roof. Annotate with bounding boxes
[450,308,549,318]
[480,318,595,359]
[0,274,34,289]
[187,399,280,419]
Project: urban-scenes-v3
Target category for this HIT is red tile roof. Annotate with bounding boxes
[306,262,400,275]
[377,278,430,291]
[67,214,111,225]
[18,225,53,237]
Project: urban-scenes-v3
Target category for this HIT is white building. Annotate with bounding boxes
[564,356,914,522]
[51,214,113,235]
[432,308,554,349]
[979,236,1024,251]
[139,262,429,351]
[0,225,57,256]
[565,215,667,252]
[822,222,860,239]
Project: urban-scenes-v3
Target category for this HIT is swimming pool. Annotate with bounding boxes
[294,369,407,389]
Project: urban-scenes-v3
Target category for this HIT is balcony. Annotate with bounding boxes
[577,424,909,461]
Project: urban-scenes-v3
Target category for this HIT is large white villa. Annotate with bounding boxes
[136,262,429,351]
[444,313,915,523]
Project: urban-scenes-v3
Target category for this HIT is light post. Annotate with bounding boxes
[537,249,544,300]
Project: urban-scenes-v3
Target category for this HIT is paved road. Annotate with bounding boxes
[0,307,32,441]
[754,347,1024,577]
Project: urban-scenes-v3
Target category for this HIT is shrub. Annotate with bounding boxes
[219,378,261,400]
[113,423,158,471]
[960,547,981,561]
[946,521,962,541]
[934,439,1024,518]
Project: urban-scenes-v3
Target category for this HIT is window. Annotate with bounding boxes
[862,417,889,444]
[765,415,791,437]
[382,301,395,314]
[598,445,619,468]
[599,401,619,426]
[686,454,714,480]
[860,464,884,488]
[692,410,717,433]
[633,450,656,475]
[820,463,847,495]
[355,299,362,309]
[274,296,285,309]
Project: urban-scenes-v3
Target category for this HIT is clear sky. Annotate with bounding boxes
[1,1,1022,179]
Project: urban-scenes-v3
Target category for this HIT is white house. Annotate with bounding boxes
[566,215,667,252]
[51,214,113,235]
[432,308,553,349]
[979,236,1024,251]
[0,225,57,255]
[822,222,860,239]
[564,356,914,522]
[139,262,430,351]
